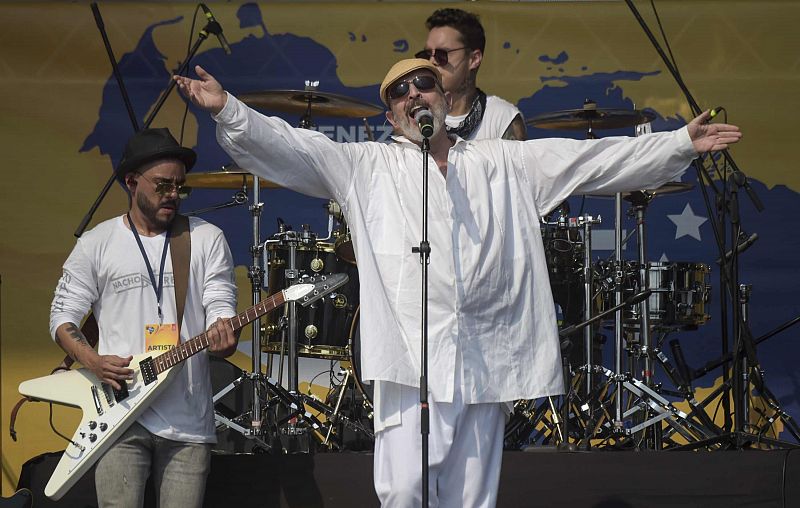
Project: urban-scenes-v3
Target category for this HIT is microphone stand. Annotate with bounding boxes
[559,290,652,339]
[75,5,219,237]
[411,136,432,508]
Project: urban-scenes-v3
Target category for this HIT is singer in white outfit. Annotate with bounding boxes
[175,58,742,507]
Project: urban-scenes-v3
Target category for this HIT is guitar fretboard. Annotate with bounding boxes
[151,291,285,375]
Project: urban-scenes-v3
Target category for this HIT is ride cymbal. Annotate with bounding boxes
[240,89,384,118]
[527,106,655,131]
[185,165,281,189]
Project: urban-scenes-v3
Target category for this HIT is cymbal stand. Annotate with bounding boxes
[210,177,271,444]
[578,214,601,449]
[249,176,265,433]
[299,81,320,130]
[627,190,662,449]
[611,192,626,435]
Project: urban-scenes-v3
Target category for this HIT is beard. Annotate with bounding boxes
[136,192,178,230]
[394,99,447,143]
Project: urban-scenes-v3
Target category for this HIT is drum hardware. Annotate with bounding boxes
[206,172,270,442]
[594,366,717,444]
[627,188,660,448]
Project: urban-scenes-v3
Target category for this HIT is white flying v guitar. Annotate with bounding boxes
[19,273,348,500]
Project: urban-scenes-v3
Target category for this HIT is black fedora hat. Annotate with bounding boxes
[116,128,197,176]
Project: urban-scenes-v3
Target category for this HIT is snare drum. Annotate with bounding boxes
[642,261,711,329]
[613,261,711,330]
[262,241,359,360]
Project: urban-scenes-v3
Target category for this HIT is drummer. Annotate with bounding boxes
[417,8,526,140]
[175,59,741,507]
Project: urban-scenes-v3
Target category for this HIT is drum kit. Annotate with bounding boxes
[508,100,719,450]
[189,93,721,453]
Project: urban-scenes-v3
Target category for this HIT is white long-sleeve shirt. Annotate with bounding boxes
[50,216,237,442]
[214,94,696,415]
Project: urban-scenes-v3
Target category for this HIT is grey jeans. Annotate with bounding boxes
[94,422,212,508]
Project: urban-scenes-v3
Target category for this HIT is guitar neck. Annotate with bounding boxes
[151,291,285,375]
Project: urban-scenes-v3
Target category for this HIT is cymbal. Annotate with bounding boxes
[589,182,694,199]
[239,89,384,118]
[526,107,655,131]
[186,165,281,190]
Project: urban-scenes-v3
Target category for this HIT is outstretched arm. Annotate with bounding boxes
[174,65,227,115]
[687,110,742,153]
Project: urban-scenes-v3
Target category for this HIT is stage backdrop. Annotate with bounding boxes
[2,0,799,494]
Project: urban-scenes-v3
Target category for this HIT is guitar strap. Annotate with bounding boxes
[170,214,191,333]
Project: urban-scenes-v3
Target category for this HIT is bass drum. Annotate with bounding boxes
[346,306,373,412]
[262,241,359,360]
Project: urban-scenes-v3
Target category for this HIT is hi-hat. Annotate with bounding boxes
[239,89,384,118]
[589,181,694,199]
[186,164,281,189]
[527,105,655,131]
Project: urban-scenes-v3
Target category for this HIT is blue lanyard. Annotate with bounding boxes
[127,213,171,322]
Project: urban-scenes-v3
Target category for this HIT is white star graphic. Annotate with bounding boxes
[667,203,707,241]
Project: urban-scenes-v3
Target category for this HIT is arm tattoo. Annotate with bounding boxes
[58,324,92,360]
[502,115,527,141]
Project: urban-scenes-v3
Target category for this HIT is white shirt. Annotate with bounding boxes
[446,95,522,140]
[50,216,237,443]
[214,93,696,418]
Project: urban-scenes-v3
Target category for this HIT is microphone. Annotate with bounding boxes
[715,232,758,264]
[414,108,434,138]
[199,3,232,55]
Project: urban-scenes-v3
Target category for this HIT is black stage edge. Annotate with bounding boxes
[18,449,800,507]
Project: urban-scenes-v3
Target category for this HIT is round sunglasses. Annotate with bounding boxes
[137,172,192,199]
[414,47,468,67]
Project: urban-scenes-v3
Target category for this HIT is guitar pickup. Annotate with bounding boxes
[113,381,129,402]
[91,385,104,416]
[101,381,128,405]
[140,357,157,385]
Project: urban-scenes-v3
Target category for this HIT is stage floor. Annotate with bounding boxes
[19,448,800,507]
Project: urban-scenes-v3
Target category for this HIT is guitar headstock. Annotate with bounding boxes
[283,273,349,307]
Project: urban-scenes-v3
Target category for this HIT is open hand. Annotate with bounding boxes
[174,65,227,115]
[687,110,742,153]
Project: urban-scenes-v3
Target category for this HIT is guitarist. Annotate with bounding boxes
[49,128,238,507]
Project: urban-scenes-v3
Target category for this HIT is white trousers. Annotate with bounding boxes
[373,382,506,508]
